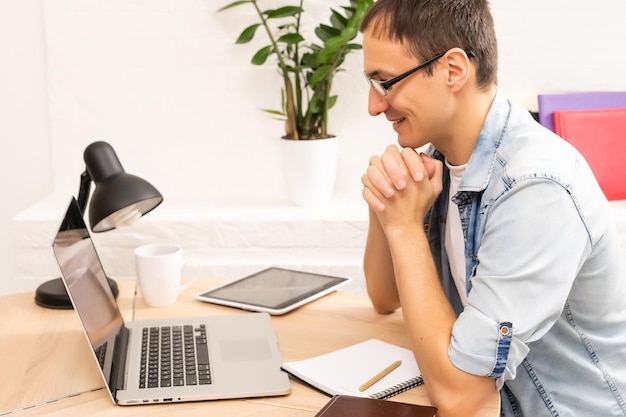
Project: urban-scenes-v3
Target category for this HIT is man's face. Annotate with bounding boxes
[363,28,453,149]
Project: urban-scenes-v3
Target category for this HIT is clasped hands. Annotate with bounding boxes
[361,145,443,228]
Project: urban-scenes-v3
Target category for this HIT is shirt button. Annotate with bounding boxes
[500,326,510,337]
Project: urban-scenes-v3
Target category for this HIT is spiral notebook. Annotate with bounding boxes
[281,339,423,400]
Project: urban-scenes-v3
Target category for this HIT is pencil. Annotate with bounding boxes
[358,360,402,392]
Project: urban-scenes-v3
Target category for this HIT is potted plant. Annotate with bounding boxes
[218,0,373,206]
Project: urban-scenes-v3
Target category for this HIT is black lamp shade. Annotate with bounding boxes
[35,141,163,309]
[83,141,163,232]
[89,174,163,232]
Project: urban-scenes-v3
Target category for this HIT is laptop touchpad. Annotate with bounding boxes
[220,338,271,362]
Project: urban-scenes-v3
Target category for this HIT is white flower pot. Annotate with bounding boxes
[280,136,338,207]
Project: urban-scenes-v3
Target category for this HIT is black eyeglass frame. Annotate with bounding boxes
[365,49,476,97]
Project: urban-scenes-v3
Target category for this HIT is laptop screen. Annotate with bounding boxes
[52,197,125,390]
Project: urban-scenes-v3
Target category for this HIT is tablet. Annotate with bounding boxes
[196,267,351,315]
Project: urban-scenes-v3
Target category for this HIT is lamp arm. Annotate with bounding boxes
[76,170,92,215]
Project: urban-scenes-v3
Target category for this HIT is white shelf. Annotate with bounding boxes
[12,193,371,295]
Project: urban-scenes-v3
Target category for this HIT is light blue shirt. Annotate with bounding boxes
[424,91,626,416]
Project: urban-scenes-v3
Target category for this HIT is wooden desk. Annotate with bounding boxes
[0,280,500,416]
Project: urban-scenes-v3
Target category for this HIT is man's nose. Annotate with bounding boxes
[367,87,389,116]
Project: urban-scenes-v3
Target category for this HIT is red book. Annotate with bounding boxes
[553,107,626,201]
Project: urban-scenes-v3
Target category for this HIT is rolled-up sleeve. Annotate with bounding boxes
[449,306,529,389]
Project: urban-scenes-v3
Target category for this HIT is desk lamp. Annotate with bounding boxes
[35,141,163,309]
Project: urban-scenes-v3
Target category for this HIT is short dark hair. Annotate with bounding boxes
[361,0,498,89]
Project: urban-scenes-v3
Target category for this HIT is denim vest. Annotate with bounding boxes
[424,92,626,416]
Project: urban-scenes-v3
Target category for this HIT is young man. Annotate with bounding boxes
[360,1,626,416]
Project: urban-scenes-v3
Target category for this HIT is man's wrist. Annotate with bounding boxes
[384,223,428,246]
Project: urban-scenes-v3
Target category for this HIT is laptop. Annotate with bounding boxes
[52,197,291,405]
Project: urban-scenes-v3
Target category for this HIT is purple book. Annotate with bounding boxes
[537,91,626,132]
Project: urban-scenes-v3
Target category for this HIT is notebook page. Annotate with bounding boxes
[282,339,421,397]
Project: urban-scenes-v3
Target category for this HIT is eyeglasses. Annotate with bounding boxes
[364,49,476,97]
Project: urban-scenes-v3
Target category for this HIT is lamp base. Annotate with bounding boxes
[34,277,119,309]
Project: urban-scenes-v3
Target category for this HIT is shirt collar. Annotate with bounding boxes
[458,90,511,193]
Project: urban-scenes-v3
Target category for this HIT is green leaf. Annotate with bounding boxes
[341,6,356,21]
[300,51,318,68]
[236,24,261,44]
[277,22,297,32]
[308,43,322,53]
[317,37,346,63]
[217,0,252,12]
[277,33,305,45]
[315,24,341,42]
[330,9,348,29]
[341,26,359,41]
[328,95,338,110]
[309,65,333,87]
[251,45,273,65]
[264,6,303,19]
[262,109,286,117]
[346,43,363,50]
[309,95,322,113]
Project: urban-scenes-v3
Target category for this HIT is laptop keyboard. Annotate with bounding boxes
[94,342,107,369]
[139,324,212,389]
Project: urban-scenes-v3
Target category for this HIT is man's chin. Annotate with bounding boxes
[397,136,411,148]
[397,134,427,149]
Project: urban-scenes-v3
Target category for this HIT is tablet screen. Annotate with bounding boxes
[196,267,350,315]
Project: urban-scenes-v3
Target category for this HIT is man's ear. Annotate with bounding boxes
[444,48,472,92]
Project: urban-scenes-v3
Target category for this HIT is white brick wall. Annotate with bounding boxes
[42,0,392,206]
[4,1,626,295]
[492,1,626,105]
[41,0,626,205]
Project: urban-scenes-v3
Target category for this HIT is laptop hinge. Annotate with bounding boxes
[111,325,130,398]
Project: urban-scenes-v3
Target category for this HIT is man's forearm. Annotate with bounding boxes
[386,225,495,417]
[364,211,401,313]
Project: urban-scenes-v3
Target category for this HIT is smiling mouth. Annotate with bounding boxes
[392,117,406,125]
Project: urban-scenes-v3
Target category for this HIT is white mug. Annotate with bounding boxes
[134,244,198,307]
